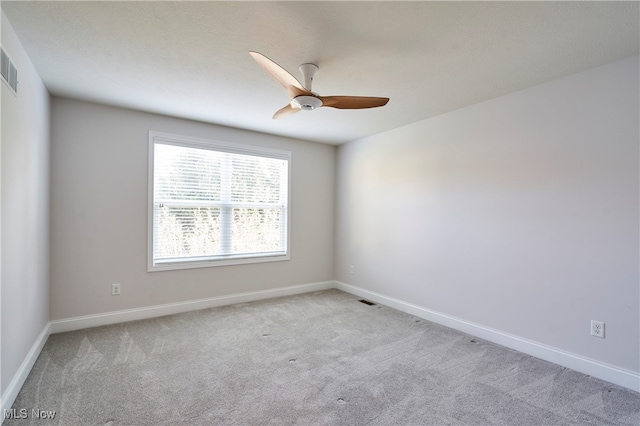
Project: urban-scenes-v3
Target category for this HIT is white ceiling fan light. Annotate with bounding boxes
[292,95,323,110]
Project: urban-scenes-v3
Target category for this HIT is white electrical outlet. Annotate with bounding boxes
[349,265,355,274]
[112,283,121,296]
[591,320,605,338]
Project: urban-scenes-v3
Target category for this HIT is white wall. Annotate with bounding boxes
[50,98,335,320]
[0,11,50,397]
[335,56,639,373]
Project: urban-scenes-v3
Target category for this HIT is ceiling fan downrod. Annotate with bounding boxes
[299,63,318,91]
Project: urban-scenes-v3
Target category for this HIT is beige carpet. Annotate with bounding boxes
[6,289,640,425]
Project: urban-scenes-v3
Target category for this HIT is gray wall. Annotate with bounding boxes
[335,56,639,372]
[1,12,51,395]
[50,98,335,320]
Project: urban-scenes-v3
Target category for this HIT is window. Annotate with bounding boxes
[148,131,290,271]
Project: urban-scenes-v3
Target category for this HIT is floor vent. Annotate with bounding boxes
[359,299,376,306]
[1,48,18,94]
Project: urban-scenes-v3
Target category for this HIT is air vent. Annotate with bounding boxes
[1,48,18,94]
[359,299,376,306]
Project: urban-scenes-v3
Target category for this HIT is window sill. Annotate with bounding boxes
[148,253,290,272]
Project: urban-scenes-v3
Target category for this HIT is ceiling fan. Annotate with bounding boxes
[249,51,389,119]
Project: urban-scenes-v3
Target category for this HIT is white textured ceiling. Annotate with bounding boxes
[2,1,638,144]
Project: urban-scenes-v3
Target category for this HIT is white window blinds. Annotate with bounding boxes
[149,132,289,270]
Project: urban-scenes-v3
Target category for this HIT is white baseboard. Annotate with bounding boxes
[334,281,640,393]
[50,281,334,334]
[1,322,51,422]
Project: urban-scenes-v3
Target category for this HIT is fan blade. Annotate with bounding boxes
[249,51,311,99]
[273,103,301,120]
[319,96,389,109]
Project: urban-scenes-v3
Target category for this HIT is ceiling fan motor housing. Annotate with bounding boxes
[293,95,323,110]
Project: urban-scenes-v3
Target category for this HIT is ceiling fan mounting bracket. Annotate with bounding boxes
[299,63,318,91]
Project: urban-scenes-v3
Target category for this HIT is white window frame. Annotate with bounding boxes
[148,131,291,272]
